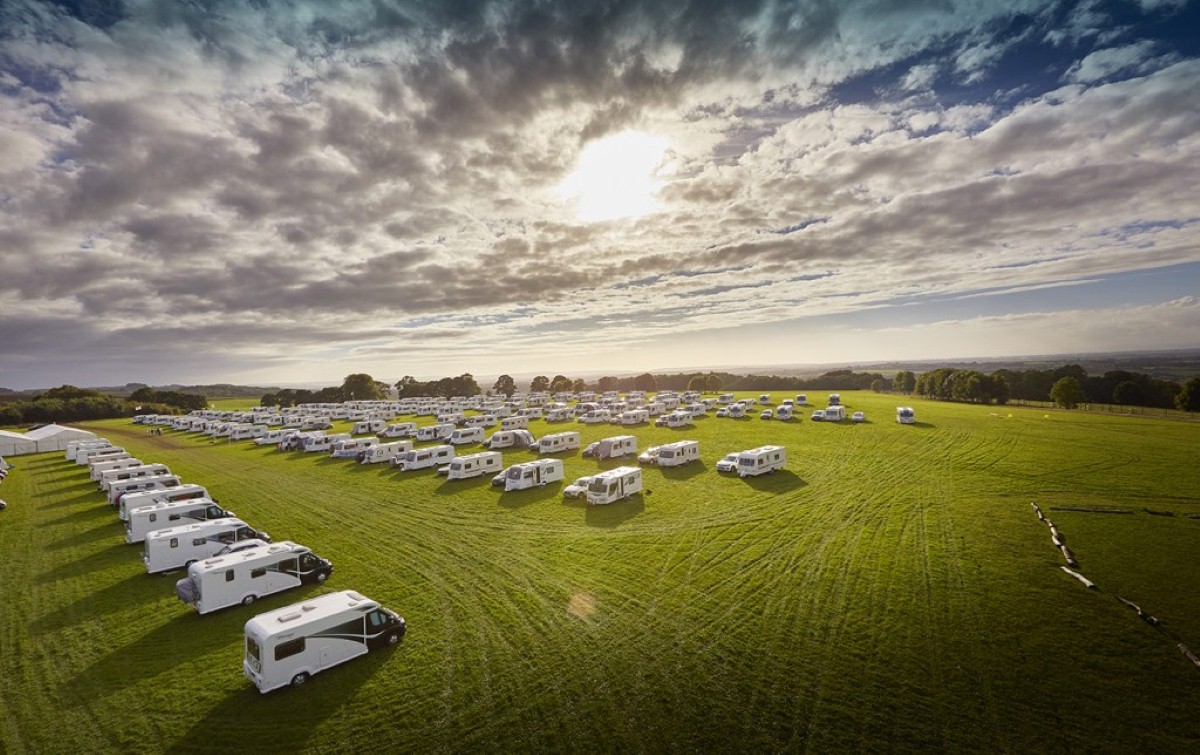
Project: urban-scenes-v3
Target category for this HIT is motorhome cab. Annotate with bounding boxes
[119,483,211,521]
[89,456,142,481]
[483,430,536,450]
[351,419,386,435]
[824,405,848,422]
[243,590,405,693]
[330,437,377,459]
[586,467,643,505]
[502,459,565,491]
[897,407,916,424]
[536,431,581,455]
[100,462,171,491]
[358,440,413,464]
[446,451,503,480]
[143,518,270,574]
[656,440,700,468]
[126,499,231,544]
[392,445,454,471]
[596,435,638,460]
[303,433,351,453]
[499,416,529,431]
[109,474,181,506]
[449,427,485,445]
[378,422,417,438]
[176,541,333,615]
[736,446,786,477]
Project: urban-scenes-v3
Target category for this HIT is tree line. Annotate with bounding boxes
[0,384,207,426]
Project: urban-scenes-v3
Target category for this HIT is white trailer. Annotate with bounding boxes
[586,467,643,505]
[656,440,700,468]
[126,498,232,544]
[89,456,142,481]
[500,416,529,431]
[502,459,565,491]
[483,429,536,450]
[446,451,503,480]
[536,431,580,455]
[330,437,377,459]
[278,430,323,451]
[351,419,387,435]
[176,541,333,614]
[645,402,666,416]
[618,409,649,425]
[448,427,484,445]
[736,446,786,477]
[596,435,638,460]
[378,422,417,438]
[392,444,454,471]
[897,407,916,424]
[358,440,413,464]
[108,474,181,505]
[824,405,847,422]
[118,483,212,521]
[243,590,406,693]
[727,404,746,418]
[656,411,693,428]
[142,517,270,574]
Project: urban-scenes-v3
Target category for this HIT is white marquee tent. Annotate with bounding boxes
[0,430,38,457]
[23,424,98,454]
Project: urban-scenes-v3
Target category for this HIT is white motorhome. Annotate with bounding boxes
[66,439,111,462]
[828,393,841,406]
[586,467,643,505]
[378,422,417,438]
[544,408,572,422]
[656,440,700,468]
[278,430,323,451]
[536,431,580,455]
[330,437,377,459]
[448,427,485,445]
[717,394,734,405]
[596,435,637,460]
[126,498,232,544]
[445,451,503,480]
[645,402,666,416]
[736,446,786,477]
[796,394,808,405]
[483,429,536,450]
[500,416,529,431]
[230,424,269,441]
[414,424,455,442]
[727,404,746,418]
[118,483,212,521]
[89,456,142,481]
[656,411,693,429]
[176,541,333,614]
[392,445,454,471]
[243,590,405,693]
[254,430,289,446]
[142,518,270,574]
[897,407,916,424]
[108,474,180,505]
[502,459,565,491]
[76,446,126,466]
[358,440,413,464]
[759,394,772,405]
[776,405,793,420]
[351,419,387,435]
[302,433,351,453]
[577,409,611,425]
[618,409,649,426]
[824,405,847,422]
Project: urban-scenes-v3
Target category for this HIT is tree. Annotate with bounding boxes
[493,374,517,398]
[530,375,550,393]
[634,372,657,392]
[452,373,481,397]
[1112,381,1144,406]
[342,373,384,401]
[704,373,723,392]
[550,375,573,393]
[596,376,619,393]
[870,379,884,393]
[571,378,587,393]
[1177,377,1200,412]
[260,392,279,407]
[395,376,422,398]
[893,371,915,394]
[1050,376,1085,410]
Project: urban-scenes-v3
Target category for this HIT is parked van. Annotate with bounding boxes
[897,407,916,424]
[126,498,232,544]
[796,394,808,406]
[108,474,181,506]
[446,451,503,480]
[143,518,270,574]
[358,440,413,464]
[736,446,786,477]
[775,405,793,420]
[119,483,212,521]
[586,467,643,505]
[449,427,485,445]
[536,431,581,455]
[656,440,700,468]
[330,437,377,459]
[596,435,637,460]
[89,456,142,481]
[242,590,405,693]
[378,422,417,438]
[483,429,536,450]
[176,541,333,614]
[502,459,565,491]
[392,445,454,471]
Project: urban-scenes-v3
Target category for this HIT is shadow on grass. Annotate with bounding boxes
[435,476,492,494]
[911,421,937,429]
[740,469,806,493]
[46,518,123,550]
[580,496,645,528]
[498,481,564,509]
[35,571,165,633]
[658,462,708,480]
[37,544,133,584]
[165,645,397,754]
[40,492,107,510]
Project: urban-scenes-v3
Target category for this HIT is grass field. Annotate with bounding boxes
[2,392,1199,752]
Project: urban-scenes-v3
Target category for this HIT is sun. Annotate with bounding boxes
[558,130,670,222]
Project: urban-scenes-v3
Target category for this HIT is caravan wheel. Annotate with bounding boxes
[290,672,309,687]
[242,594,257,606]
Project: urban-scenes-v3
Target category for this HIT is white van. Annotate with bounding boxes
[501,459,565,491]
[736,446,786,477]
[176,541,333,614]
[243,590,405,693]
[500,416,529,431]
[577,409,611,425]
[828,393,841,406]
[142,518,270,574]
[586,467,643,505]
[775,405,793,420]
[656,440,700,468]
[445,451,503,480]
[392,445,454,471]
[449,427,485,445]
[536,431,580,455]
[125,498,232,544]
[230,424,269,441]
[118,483,212,521]
[358,440,413,464]
[796,394,808,406]
[596,435,637,460]
[897,407,916,424]
[330,437,377,459]
[109,474,181,506]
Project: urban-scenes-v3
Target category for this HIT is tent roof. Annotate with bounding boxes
[24,424,96,440]
[0,429,29,440]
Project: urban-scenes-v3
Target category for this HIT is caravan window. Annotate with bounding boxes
[251,567,266,579]
[272,558,298,574]
[225,570,235,582]
[149,514,158,522]
[275,638,304,661]
[170,538,179,548]
[192,538,206,547]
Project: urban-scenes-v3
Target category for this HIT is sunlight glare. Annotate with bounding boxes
[559,131,669,222]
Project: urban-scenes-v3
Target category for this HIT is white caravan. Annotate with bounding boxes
[502,459,565,491]
[254,430,289,446]
[392,445,454,471]
[717,394,734,405]
[126,498,232,544]
[577,409,611,424]
[796,394,808,406]
[303,433,352,453]
[414,423,455,442]
[727,404,746,418]
[736,446,786,477]
[108,474,181,505]
[759,394,772,405]
[618,409,650,425]
[448,427,484,445]
[656,411,693,429]
[536,431,580,455]
[66,439,111,462]
[586,467,643,505]
[176,541,333,614]
[828,393,841,406]
[897,407,916,424]
[823,405,847,422]
[330,438,377,459]
[483,429,536,450]
[446,451,503,481]
[76,446,126,466]
[142,518,270,574]
[500,416,529,431]
[358,440,413,464]
[351,419,387,435]
[645,402,666,416]
[775,405,793,420]
[243,590,406,694]
[119,483,212,521]
[89,456,142,481]
[545,408,572,422]
[596,435,638,460]
[656,440,700,468]
[378,422,417,438]
[230,424,269,441]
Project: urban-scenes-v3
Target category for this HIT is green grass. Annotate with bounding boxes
[2,392,1199,752]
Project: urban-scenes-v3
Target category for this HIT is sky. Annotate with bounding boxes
[1,0,1198,390]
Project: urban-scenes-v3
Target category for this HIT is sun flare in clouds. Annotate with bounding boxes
[559,131,670,222]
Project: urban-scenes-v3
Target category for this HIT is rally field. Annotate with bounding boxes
[2,392,1199,752]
